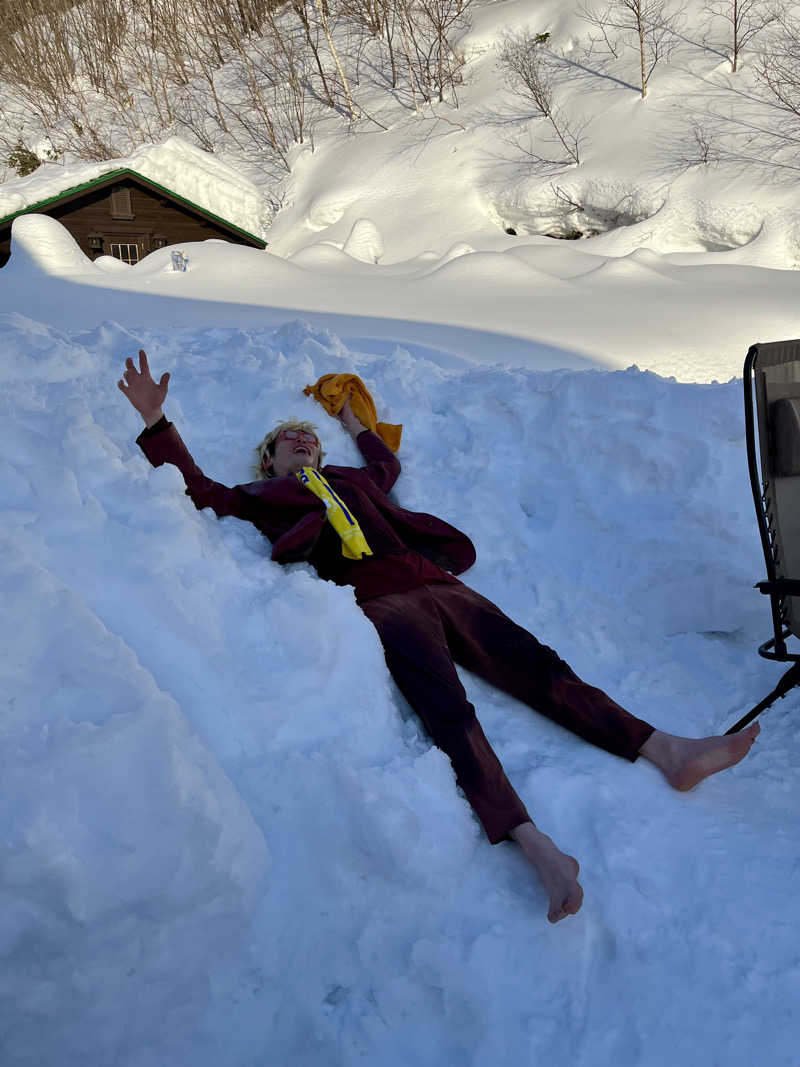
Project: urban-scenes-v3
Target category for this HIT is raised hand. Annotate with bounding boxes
[118,350,170,427]
[337,397,367,439]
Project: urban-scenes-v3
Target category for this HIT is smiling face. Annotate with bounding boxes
[269,428,321,476]
[255,418,325,479]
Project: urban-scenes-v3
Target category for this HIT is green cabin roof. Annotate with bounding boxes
[0,166,266,247]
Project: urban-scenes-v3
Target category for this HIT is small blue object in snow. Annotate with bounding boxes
[171,251,188,272]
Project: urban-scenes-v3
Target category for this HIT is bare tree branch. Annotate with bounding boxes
[755,11,800,120]
[705,0,779,71]
[497,30,584,165]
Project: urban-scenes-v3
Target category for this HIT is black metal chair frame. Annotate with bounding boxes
[728,343,800,733]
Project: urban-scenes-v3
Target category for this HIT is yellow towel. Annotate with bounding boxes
[303,373,402,452]
[296,466,373,560]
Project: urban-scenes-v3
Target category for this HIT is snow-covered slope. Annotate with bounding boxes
[2,0,799,381]
[261,0,800,265]
[3,218,798,382]
[1,0,799,1062]
[1,308,797,1066]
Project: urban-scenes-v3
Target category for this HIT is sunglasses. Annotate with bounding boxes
[276,429,319,446]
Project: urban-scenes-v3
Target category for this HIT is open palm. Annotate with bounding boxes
[118,350,170,425]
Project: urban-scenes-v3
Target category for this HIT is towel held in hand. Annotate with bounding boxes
[303,373,402,452]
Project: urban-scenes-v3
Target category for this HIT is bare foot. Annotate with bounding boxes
[510,822,584,923]
[639,722,760,791]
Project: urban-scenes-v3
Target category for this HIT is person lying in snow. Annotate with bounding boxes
[119,350,760,924]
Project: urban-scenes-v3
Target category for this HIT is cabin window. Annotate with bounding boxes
[109,242,140,264]
[110,186,134,219]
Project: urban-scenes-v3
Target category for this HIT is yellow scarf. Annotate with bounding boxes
[297,466,373,560]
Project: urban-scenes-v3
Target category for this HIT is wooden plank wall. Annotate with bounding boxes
[0,178,253,267]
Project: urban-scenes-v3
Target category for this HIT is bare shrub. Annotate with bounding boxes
[498,30,584,166]
[674,120,722,167]
[0,0,476,172]
[756,12,800,121]
[390,0,472,106]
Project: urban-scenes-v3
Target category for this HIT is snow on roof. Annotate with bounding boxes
[0,137,267,238]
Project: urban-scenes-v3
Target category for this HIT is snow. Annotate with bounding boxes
[1,0,800,1063]
[1,315,796,1065]
[0,137,266,238]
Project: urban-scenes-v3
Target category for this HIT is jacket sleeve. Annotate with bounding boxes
[136,419,328,560]
[355,430,401,493]
[136,419,258,521]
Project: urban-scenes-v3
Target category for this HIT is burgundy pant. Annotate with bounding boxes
[360,582,655,844]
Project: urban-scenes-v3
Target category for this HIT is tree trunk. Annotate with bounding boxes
[312,0,357,118]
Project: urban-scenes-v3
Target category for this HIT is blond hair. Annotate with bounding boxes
[253,417,325,478]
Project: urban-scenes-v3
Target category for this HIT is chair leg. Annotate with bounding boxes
[726,662,800,734]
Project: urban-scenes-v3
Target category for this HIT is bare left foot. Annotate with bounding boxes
[510,822,584,923]
[639,723,760,791]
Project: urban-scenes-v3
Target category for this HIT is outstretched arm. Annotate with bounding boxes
[119,349,257,522]
[118,350,170,427]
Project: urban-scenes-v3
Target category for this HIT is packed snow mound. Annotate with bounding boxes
[306,189,352,230]
[1,548,271,931]
[439,241,476,263]
[342,217,384,263]
[93,252,131,272]
[2,224,797,382]
[2,309,797,1066]
[7,213,96,275]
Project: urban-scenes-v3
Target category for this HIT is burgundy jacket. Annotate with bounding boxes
[137,419,476,600]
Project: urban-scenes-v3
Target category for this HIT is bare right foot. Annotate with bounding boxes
[510,822,583,923]
[639,722,760,791]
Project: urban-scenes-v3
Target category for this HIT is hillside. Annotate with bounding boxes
[2,0,800,258]
[1,0,799,381]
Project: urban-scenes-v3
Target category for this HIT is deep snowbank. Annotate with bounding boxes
[4,222,799,384]
[1,310,797,1065]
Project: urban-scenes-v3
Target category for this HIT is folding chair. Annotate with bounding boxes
[730,339,800,733]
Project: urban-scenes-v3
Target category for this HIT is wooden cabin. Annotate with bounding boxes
[0,167,267,267]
